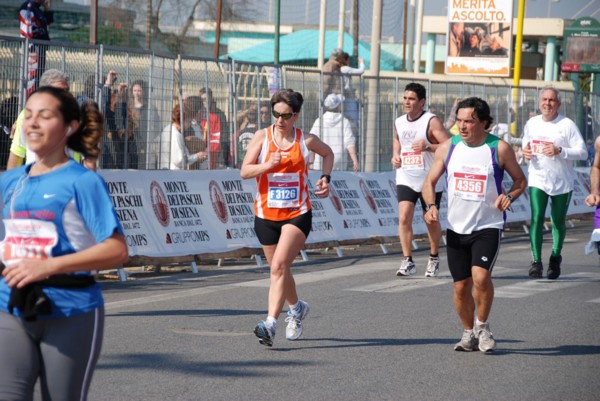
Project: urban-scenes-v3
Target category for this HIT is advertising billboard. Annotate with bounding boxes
[561,17,600,73]
[446,0,513,77]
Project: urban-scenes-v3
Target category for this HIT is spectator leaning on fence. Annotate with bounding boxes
[199,87,231,169]
[322,48,344,96]
[159,102,208,170]
[310,93,359,172]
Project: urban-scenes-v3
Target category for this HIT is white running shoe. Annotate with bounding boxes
[396,259,416,276]
[424,257,440,277]
[285,300,309,340]
[476,322,496,353]
[454,330,478,352]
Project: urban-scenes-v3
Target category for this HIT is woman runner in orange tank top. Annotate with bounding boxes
[241,89,333,346]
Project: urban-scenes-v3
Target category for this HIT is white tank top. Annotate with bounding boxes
[445,135,505,234]
[394,111,443,192]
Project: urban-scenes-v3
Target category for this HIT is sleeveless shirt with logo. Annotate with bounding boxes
[394,111,444,192]
[445,134,505,235]
[254,126,311,221]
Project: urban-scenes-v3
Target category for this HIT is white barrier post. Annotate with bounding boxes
[379,244,389,254]
[191,261,198,274]
[300,250,309,261]
[335,247,344,257]
[117,266,127,282]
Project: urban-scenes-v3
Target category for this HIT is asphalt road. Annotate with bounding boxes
[77,219,600,401]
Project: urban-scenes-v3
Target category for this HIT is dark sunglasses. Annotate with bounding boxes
[272,111,296,120]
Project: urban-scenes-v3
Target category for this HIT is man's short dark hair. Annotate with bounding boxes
[405,83,426,100]
[456,97,494,129]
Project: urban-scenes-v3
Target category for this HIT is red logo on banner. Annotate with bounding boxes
[209,180,229,224]
[150,181,170,227]
[329,186,344,215]
[359,179,377,214]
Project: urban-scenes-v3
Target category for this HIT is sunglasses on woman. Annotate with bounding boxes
[272,111,297,120]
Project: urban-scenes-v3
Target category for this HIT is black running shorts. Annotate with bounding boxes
[254,210,312,246]
[446,228,502,282]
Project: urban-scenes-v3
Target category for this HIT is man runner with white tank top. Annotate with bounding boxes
[422,97,526,352]
[391,83,450,277]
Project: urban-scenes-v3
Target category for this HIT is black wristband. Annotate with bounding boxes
[320,174,331,183]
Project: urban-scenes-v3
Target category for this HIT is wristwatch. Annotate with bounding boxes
[424,203,437,211]
[425,144,431,151]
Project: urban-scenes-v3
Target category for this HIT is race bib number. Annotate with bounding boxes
[401,150,424,170]
[1,219,58,266]
[453,165,488,201]
[531,136,554,156]
[267,173,300,208]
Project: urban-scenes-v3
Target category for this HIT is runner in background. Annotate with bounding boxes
[392,82,449,278]
[241,89,333,347]
[522,86,587,279]
[584,136,600,256]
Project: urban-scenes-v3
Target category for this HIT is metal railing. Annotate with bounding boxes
[0,36,597,171]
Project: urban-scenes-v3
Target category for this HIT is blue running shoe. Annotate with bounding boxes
[254,321,275,347]
[285,300,310,340]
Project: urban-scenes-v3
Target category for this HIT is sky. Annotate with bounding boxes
[75,0,600,37]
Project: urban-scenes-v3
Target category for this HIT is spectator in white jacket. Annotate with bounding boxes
[158,102,207,170]
[310,93,360,172]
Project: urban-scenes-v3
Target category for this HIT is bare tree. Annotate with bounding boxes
[119,0,256,54]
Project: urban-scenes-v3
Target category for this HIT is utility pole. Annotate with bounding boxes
[90,0,98,45]
[413,0,424,73]
[318,0,327,68]
[275,0,281,64]
[214,0,223,58]
[338,0,346,49]
[351,0,359,58]
[365,0,382,172]
[402,0,408,71]
[145,0,151,50]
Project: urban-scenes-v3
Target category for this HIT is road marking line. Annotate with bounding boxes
[232,261,398,288]
[105,285,237,310]
[586,297,600,304]
[495,272,600,299]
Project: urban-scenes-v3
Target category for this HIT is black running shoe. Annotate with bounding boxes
[547,255,562,280]
[528,261,543,278]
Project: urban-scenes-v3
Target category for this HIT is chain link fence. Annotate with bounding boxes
[0,36,597,172]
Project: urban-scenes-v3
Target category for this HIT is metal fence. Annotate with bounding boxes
[0,36,597,172]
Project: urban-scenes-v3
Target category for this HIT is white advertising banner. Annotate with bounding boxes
[446,0,513,77]
[0,167,593,260]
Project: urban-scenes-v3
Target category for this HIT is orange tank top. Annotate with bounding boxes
[254,125,311,221]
